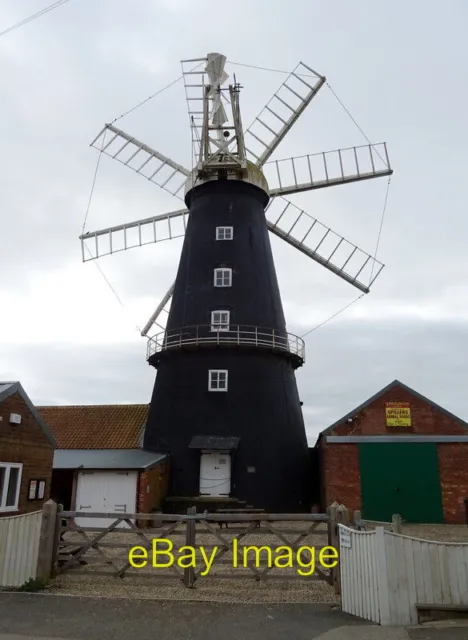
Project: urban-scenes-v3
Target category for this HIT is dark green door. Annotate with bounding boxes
[359,443,444,523]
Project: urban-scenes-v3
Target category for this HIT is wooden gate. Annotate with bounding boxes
[54,508,337,587]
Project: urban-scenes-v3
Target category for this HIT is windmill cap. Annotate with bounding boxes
[184,160,270,201]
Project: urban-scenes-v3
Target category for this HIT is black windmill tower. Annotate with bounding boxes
[81,53,392,512]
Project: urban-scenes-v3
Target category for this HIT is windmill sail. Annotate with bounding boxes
[265,197,383,292]
[80,209,188,261]
[141,282,175,337]
[244,62,325,166]
[265,143,392,196]
[90,124,190,199]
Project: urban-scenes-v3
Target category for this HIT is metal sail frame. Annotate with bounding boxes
[81,52,393,337]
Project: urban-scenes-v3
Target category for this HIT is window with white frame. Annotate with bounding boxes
[211,310,230,331]
[214,268,232,287]
[0,463,22,512]
[216,226,233,240]
[208,369,228,391]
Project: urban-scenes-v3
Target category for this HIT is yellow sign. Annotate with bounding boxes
[385,402,411,427]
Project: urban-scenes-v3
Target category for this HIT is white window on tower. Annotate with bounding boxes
[0,463,22,513]
[214,268,232,287]
[211,310,230,332]
[208,369,228,392]
[216,226,233,240]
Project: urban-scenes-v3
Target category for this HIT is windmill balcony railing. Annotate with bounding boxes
[147,324,305,363]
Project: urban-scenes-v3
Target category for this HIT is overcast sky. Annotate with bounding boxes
[1,0,467,444]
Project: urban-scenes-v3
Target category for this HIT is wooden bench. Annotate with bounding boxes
[416,603,468,624]
[215,508,265,529]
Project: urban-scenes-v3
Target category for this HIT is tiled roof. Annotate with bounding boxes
[36,404,149,450]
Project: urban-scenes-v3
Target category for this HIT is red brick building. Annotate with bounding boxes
[0,382,55,516]
[38,404,169,526]
[316,380,468,524]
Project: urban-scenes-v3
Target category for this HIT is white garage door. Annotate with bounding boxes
[75,470,137,529]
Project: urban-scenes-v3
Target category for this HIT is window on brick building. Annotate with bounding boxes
[0,463,22,512]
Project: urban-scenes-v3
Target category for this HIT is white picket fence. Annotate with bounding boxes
[0,510,43,587]
[339,523,468,626]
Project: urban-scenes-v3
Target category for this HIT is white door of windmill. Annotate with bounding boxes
[199,453,231,497]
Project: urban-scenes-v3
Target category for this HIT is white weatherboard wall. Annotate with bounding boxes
[0,510,42,587]
[339,524,468,626]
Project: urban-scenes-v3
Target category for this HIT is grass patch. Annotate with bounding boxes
[13,577,48,592]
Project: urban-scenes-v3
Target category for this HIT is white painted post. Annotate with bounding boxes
[374,526,391,626]
[392,514,402,534]
[337,505,350,526]
[353,510,362,529]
